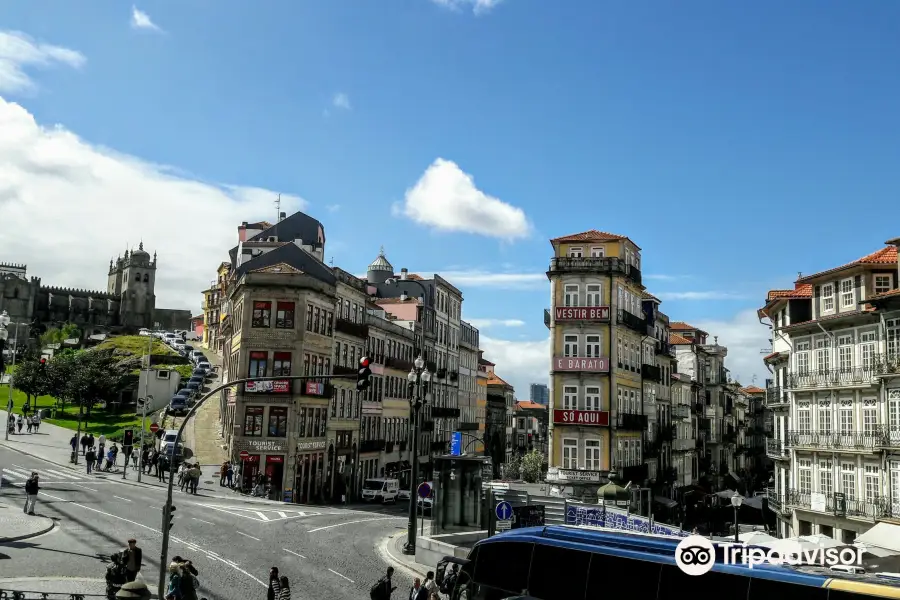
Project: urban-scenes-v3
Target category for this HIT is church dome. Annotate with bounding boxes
[366,246,394,284]
[131,242,150,258]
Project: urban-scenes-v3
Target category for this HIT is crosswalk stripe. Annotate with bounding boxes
[44,469,82,480]
[2,468,24,480]
[6,468,32,479]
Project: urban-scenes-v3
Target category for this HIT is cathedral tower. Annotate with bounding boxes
[117,243,157,328]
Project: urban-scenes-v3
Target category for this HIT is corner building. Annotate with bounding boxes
[545,229,647,492]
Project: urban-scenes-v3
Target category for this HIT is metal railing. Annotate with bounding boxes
[784,488,894,520]
[786,426,900,449]
[672,438,694,451]
[549,256,630,274]
[765,487,791,517]
[765,386,788,407]
[766,438,789,459]
[673,404,691,420]
[617,309,647,335]
[787,367,878,389]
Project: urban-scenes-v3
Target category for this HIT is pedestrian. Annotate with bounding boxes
[157,453,167,482]
[80,433,89,455]
[370,566,396,600]
[122,538,143,582]
[26,416,32,433]
[267,567,281,600]
[176,557,199,600]
[409,577,427,600]
[97,434,106,470]
[16,414,23,433]
[189,463,201,495]
[87,432,94,449]
[24,472,39,515]
[178,463,188,492]
[32,412,40,433]
[85,446,96,474]
[219,461,229,487]
[277,576,290,600]
[225,463,233,488]
[166,561,183,599]
[69,434,78,460]
[423,571,438,598]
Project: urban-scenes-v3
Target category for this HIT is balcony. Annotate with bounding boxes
[786,427,900,450]
[787,367,878,390]
[765,488,791,518]
[548,256,630,276]
[431,406,461,419]
[784,488,894,521]
[552,356,610,373]
[335,318,368,339]
[458,421,479,431]
[616,412,647,430]
[449,371,458,382]
[766,438,789,460]
[420,420,435,433]
[617,309,647,335]
[672,438,694,451]
[642,363,661,383]
[544,309,551,329]
[384,356,415,372]
[658,424,675,442]
[876,353,900,376]
[643,442,660,459]
[627,265,642,286]
[692,402,704,414]
[656,341,671,356]
[673,404,691,420]
[332,364,357,377]
[436,368,448,379]
[360,439,385,453]
[765,385,788,408]
[613,463,649,484]
[705,405,716,419]
[723,431,737,445]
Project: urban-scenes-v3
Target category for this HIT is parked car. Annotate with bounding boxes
[361,478,400,503]
[197,360,212,373]
[167,396,188,416]
[138,328,151,336]
[184,332,201,341]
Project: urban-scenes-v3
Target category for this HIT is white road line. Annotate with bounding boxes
[7,467,32,479]
[308,516,405,533]
[113,496,132,502]
[192,503,267,523]
[40,491,68,502]
[283,548,306,559]
[237,531,260,541]
[72,484,100,492]
[328,568,354,583]
[193,518,214,525]
[45,469,82,480]
[254,511,271,521]
[277,511,288,519]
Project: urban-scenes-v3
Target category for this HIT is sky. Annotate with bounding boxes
[2,1,900,397]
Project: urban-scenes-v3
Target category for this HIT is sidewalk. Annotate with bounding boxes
[379,529,433,579]
[0,576,157,598]
[0,499,55,542]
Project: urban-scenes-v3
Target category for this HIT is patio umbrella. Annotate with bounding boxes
[738,531,776,544]
[800,533,845,549]
[597,481,630,504]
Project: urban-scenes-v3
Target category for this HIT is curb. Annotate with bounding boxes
[0,518,55,543]
[377,531,428,579]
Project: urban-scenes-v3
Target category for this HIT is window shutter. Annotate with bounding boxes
[814,285,821,318]
[854,275,862,304]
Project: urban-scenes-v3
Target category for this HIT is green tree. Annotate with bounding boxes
[40,323,81,348]
[11,359,49,411]
[521,450,545,483]
[504,454,523,480]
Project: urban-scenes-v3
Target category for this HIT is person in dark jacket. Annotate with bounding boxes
[122,538,143,582]
[24,472,39,514]
[267,566,281,600]
[370,567,396,600]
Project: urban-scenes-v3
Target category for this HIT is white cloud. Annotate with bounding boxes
[645,274,683,281]
[657,291,749,301]
[465,318,526,329]
[694,309,772,388]
[332,93,351,111]
[131,6,162,32]
[393,158,530,240]
[0,30,85,94]
[0,96,307,311]
[480,335,550,398]
[438,270,544,290]
[431,0,504,15]
[326,204,341,213]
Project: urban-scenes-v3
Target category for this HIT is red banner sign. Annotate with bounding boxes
[554,306,610,322]
[553,356,609,372]
[553,409,610,427]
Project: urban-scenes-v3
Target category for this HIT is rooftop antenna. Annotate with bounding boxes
[329,256,334,267]
[275,194,282,223]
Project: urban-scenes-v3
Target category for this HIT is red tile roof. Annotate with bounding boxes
[763,352,781,363]
[741,386,765,394]
[869,288,900,301]
[487,372,511,387]
[642,291,660,302]
[517,401,546,410]
[798,246,898,283]
[550,229,641,250]
[766,283,812,301]
[669,333,693,345]
[670,321,698,331]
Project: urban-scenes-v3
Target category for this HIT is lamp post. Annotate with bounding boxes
[403,356,431,555]
[0,310,19,442]
[731,492,743,542]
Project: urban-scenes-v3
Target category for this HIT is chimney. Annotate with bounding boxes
[241,221,248,228]
[400,292,408,301]
[400,268,408,280]
[889,238,900,285]
[280,212,286,220]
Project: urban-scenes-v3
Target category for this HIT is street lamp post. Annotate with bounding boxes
[0,311,20,442]
[403,356,431,555]
[731,492,743,542]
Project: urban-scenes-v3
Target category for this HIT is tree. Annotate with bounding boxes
[521,450,545,483]
[40,323,81,348]
[503,454,523,480]
[11,359,49,411]
[66,349,129,424]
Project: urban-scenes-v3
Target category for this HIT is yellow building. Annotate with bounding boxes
[544,229,648,488]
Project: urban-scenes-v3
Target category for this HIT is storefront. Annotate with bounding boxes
[233,437,288,495]
[295,439,327,504]
[239,454,261,490]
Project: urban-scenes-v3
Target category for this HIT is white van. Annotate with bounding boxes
[361,478,400,503]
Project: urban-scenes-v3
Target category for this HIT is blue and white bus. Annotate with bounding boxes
[436,525,900,600]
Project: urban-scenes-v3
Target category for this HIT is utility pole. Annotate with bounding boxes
[137,327,154,483]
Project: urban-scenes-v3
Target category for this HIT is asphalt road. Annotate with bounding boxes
[0,446,418,599]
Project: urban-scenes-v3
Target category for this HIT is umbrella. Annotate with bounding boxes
[800,534,845,549]
[738,531,776,544]
[597,481,630,503]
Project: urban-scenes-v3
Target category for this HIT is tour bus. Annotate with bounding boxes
[435,525,900,600]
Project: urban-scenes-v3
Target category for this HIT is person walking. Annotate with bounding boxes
[409,578,428,600]
[188,463,201,495]
[31,412,40,433]
[157,452,168,483]
[24,472,39,515]
[219,461,229,487]
[267,567,281,600]
[122,538,143,582]
[370,567,396,600]
[80,433,89,455]
[85,446,96,474]
[423,571,438,598]
[175,557,199,600]
[16,414,23,434]
[70,434,78,459]
[277,576,291,600]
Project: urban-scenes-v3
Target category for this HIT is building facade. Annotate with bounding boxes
[762,242,900,541]
[458,321,482,447]
[530,383,550,406]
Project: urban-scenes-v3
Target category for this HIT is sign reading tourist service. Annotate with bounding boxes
[553,357,609,372]
[245,379,291,394]
[554,306,610,322]
[553,409,610,427]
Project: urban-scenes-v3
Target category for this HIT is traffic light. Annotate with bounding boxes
[164,505,176,531]
[356,357,372,391]
[39,357,46,370]
[123,429,134,449]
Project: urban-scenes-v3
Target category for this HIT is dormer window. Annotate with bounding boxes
[568,247,583,258]
[840,278,854,308]
[821,283,835,313]
[875,274,894,295]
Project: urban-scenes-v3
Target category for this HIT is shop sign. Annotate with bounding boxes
[558,469,601,482]
[245,379,292,394]
[553,409,610,427]
[297,439,327,451]
[234,438,287,453]
[554,306,610,322]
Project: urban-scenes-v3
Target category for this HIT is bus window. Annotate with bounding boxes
[658,565,749,598]
[586,551,663,597]
[527,544,590,599]
[748,576,827,600]
[473,542,534,597]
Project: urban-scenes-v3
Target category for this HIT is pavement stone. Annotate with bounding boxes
[0,499,55,542]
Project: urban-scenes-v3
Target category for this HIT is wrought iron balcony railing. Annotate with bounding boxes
[766,438,789,459]
[549,256,630,275]
[787,367,879,389]
[335,318,368,339]
[672,438,694,451]
[786,426,900,449]
[642,363,662,382]
[784,488,894,521]
[617,309,648,335]
[673,404,691,420]
[360,439,386,453]
[766,487,791,517]
[616,412,647,430]
[765,385,788,408]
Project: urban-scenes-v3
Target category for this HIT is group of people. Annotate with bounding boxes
[166,555,202,600]
[218,460,235,488]
[177,461,203,494]
[71,432,123,473]
[267,567,292,600]
[7,411,41,434]
[371,567,444,600]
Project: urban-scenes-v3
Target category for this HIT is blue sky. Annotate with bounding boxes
[2,0,900,395]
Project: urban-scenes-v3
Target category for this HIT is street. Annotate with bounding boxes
[0,446,419,599]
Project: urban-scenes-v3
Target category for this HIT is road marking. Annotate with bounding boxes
[283,548,306,559]
[5,467,32,479]
[39,491,68,502]
[254,511,271,521]
[72,484,100,492]
[237,531,260,541]
[193,518,214,525]
[44,469,81,480]
[113,496,132,502]
[308,516,405,533]
[328,568,354,583]
[277,511,288,519]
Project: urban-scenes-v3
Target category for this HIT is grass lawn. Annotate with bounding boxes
[96,335,177,356]
[0,383,153,439]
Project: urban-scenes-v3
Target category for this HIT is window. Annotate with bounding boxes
[838,336,852,371]
[528,545,590,600]
[840,278,854,308]
[875,274,894,295]
[564,284,579,307]
[248,351,267,378]
[275,302,295,328]
[268,407,288,437]
[839,402,853,435]
[821,283,835,312]
[796,349,809,374]
[860,331,877,369]
[273,352,291,377]
[243,406,264,436]
[585,334,601,358]
[818,401,832,435]
[590,246,604,258]
[584,439,601,471]
[252,301,271,328]
[863,399,878,435]
[568,247,583,258]
[798,406,811,433]
[864,464,880,503]
[563,335,578,357]
[815,338,830,373]
[563,386,578,410]
[658,566,749,598]
[819,460,833,496]
[586,284,602,307]
[562,439,578,469]
[799,459,812,494]
[586,553,661,599]
[841,462,856,500]
[585,387,601,411]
